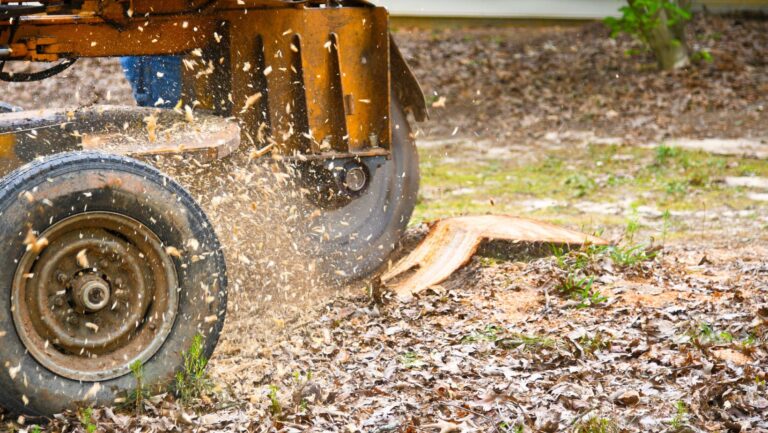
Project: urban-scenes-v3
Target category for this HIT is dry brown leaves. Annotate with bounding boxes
[396,14,768,145]
[29,242,767,433]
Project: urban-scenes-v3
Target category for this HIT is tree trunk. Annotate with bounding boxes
[650,6,690,70]
[632,0,691,70]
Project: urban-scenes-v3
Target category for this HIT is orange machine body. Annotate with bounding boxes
[0,0,426,158]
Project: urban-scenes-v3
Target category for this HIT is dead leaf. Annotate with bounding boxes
[241,92,263,113]
[166,246,183,258]
[424,420,461,433]
[23,229,48,254]
[76,249,89,268]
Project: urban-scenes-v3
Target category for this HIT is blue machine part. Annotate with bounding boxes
[120,56,183,108]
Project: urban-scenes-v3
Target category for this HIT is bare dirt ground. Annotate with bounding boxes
[2,13,768,433]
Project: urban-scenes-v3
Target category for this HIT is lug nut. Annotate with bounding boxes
[67,315,79,326]
[56,271,68,284]
[344,166,367,192]
[53,296,65,308]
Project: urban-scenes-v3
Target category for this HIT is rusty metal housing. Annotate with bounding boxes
[0,0,427,161]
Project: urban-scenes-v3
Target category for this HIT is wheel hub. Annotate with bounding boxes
[73,275,111,312]
[12,212,179,381]
[343,166,367,192]
[297,157,381,209]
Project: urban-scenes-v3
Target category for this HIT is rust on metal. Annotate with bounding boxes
[0,106,240,171]
[12,212,178,381]
[77,106,241,160]
[381,215,609,299]
[1,1,397,159]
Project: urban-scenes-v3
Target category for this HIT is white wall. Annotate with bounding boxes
[375,0,624,19]
[375,0,768,19]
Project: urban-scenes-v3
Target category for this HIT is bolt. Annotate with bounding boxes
[369,133,379,148]
[56,271,68,284]
[344,166,367,192]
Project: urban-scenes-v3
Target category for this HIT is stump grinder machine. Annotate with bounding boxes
[0,0,426,416]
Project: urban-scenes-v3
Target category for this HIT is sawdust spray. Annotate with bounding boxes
[155,149,355,350]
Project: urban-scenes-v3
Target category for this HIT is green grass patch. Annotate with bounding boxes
[78,408,97,433]
[669,401,689,429]
[496,333,557,351]
[579,332,612,355]
[413,142,768,240]
[174,333,212,405]
[128,360,148,415]
[557,274,608,308]
[574,416,619,433]
[460,324,557,352]
[399,351,426,368]
[461,324,505,343]
[608,244,659,267]
[687,322,736,346]
[267,384,282,417]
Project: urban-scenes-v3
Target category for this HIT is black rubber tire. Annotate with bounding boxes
[311,101,420,281]
[0,151,227,416]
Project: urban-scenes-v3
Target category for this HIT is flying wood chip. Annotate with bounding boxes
[382,215,609,299]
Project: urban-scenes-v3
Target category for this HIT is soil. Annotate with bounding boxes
[2,13,768,433]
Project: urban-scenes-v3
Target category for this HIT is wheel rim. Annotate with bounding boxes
[12,212,179,381]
